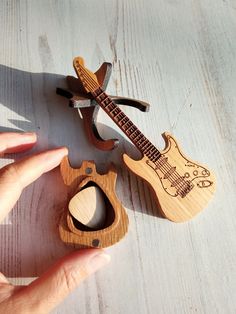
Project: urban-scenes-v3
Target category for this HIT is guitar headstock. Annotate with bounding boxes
[73,57,100,94]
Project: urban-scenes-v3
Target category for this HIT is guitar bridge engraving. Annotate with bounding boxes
[146,156,194,198]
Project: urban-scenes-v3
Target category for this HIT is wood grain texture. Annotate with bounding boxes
[59,158,129,248]
[73,57,216,222]
[123,132,216,222]
[68,186,106,229]
[0,0,236,313]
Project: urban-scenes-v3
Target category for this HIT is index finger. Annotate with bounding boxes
[0,147,68,222]
[0,132,37,155]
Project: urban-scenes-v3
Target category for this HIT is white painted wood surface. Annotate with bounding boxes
[0,0,235,313]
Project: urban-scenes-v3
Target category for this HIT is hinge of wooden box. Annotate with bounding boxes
[59,157,129,248]
[56,62,150,151]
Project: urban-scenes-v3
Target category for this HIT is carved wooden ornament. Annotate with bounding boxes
[59,157,129,248]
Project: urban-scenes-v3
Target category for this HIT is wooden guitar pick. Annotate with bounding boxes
[68,186,106,229]
[59,157,129,248]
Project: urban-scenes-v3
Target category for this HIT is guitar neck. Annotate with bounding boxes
[91,87,161,161]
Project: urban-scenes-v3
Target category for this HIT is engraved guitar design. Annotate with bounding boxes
[73,57,216,222]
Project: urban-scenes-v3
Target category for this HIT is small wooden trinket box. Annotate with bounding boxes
[59,157,129,248]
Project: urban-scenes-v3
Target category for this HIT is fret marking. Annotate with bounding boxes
[91,88,161,161]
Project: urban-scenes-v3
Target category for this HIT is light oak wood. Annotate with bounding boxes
[123,132,216,222]
[59,157,129,248]
[60,63,150,152]
[73,57,216,222]
[65,63,120,151]
[68,186,106,229]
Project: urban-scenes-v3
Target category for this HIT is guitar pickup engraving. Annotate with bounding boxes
[177,181,194,198]
[171,176,185,187]
[147,158,194,198]
[154,156,168,169]
[163,167,176,179]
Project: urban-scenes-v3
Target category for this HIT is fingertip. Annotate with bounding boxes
[0,132,38,155]
[50,146,68,159]
[14,132,38,145]
[57,146,68,155]
[0,272,9,284]
[41,146,68,172]
[23,132,37,141]
[66,249,111,276]
[19,249,110,313]
[86,251,111,273]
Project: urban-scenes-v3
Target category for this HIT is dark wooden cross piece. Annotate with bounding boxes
[56,62,150,151]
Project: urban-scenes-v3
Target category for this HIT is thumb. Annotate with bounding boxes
[13,249,110,313]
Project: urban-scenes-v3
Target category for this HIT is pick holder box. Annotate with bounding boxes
[57,62,150,248]
[59,158,129,248]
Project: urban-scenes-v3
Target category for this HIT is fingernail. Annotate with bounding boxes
[23,132,36,136]
[21,132,37,141]
[50,147,68,162]
[44,147,68,171]
[53,147,68,156]
[87,252,111,273]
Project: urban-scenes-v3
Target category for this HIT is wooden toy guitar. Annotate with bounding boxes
[73,57,216,222]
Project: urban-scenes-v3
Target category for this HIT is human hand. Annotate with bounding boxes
[0,132,110,313]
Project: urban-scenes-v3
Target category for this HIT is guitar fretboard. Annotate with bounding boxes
[92,87,161,162]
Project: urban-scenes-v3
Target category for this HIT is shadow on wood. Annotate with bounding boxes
[0,64,163,277]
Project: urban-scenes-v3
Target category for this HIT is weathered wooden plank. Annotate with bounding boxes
[0,0,235,313]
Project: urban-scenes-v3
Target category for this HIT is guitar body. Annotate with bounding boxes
[123,132,216,222]
[72,57,216,222]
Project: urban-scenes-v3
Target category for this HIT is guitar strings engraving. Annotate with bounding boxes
[76,64,194,197]
[74,61,213,199]
[153,155,193,196]
[72,57,216,222]
[146,158,194,198]
[91,87,162,161]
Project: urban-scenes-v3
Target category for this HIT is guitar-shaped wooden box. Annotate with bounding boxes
[73,57,216,222]
[59,159,128,248]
